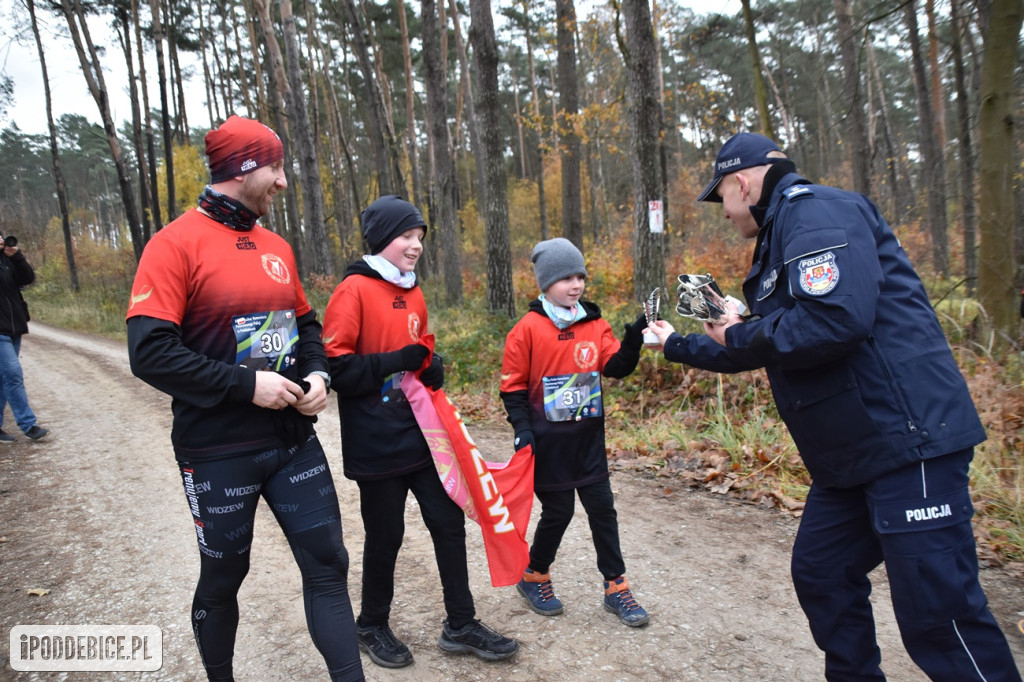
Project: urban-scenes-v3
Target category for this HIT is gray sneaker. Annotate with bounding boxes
[0,429,15,443]
[24,425,49,441]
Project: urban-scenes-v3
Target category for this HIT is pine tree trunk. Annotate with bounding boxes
[522,0,549,240]
[469,0,515,316]
[280,0,333,277]
[148,0,176,221]
[28,0,78,291]
[119,2,153,245]
[833,0,869,193]
[977,0,1023,346]
[620,0,665,301]
[59,0,145,261]
[555,0,583,249]
[396,0,423,209]
[421,0,463,304]
[904,1,949,276]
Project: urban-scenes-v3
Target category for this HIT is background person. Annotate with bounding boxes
[647,132,1021,681]
[126,115,362,682]
[0,233,48,442]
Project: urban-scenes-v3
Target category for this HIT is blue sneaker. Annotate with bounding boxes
[603,576,649,627]
[0,429,15,443]
[516,568,563,616]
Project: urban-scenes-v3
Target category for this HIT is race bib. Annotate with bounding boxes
[232,309,298,371]
[381,372,407,405]
[542,372,603,422]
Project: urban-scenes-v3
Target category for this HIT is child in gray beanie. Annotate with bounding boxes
[500,237,651,627]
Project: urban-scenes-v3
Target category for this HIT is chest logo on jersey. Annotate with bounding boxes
[574,341,599,370]
[393,296,407,309]
[236,236,257,251]
[798,251,839,296]
[261,253,291,284]
[407,313,421,341]
[558,330,575,341]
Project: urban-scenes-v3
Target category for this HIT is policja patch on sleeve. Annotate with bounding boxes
[798,251,840,296]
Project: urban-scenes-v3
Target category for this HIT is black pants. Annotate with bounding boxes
[530,477,626,580]
[178,436,363,682]
[356,465,476,629]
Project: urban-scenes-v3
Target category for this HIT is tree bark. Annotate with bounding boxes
[555,0,583,249]
[950,0,978,296]
[977,0,1022,345]
[449,0,485,206]
[521,0,549,240]
[28,0,78,291]
[396,0,423,209]
[280,0,333,277]
[619,0,665,301]
[119,1,153,245]
[421,0,463,304]
[59,0,145,261]
[339,0,405,195]
[741,0,775,140]
[904,1,949,276]
[833,0,869,193]
[148,0,176,221]
[469,0,515,316]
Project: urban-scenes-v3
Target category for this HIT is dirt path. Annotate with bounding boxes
[1,323,1022,681]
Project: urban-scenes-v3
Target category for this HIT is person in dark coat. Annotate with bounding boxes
[0,233,49,442]
[647,132,1021,681]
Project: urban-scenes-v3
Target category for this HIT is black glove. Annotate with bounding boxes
[622,312,646,352]
[379,343,430,376]
[514,430,535,452]
[419,353,445,390]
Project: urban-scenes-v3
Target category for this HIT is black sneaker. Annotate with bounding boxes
[438,619,519,661]
[356,623,413,668]
[0,429,14,443]
[24,426,49,441]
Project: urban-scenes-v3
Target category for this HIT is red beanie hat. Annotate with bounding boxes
[205,115,284,183]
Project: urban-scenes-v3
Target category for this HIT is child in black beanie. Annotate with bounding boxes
[322,195,519,668]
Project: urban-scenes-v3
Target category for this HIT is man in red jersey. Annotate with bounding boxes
[127,116,362,682]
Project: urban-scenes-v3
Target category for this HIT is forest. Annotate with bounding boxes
[0,0,1023,559]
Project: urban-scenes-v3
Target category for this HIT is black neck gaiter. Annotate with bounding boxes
[197,185,259,231]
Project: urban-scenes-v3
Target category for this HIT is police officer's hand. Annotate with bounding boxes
[294,373,328,416]
[253,371,303,410]
[646,320,676,349]
[704,300,744,346]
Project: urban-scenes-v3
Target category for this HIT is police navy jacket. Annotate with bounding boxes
[663,170,986,488]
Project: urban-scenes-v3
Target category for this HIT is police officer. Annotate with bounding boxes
[647,132,1021,681]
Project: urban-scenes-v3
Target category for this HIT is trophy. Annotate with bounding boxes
[675,273,744,325]
[643,287,662,346]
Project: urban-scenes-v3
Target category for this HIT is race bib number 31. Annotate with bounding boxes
[543,372,603,422]
[233,309,298,371]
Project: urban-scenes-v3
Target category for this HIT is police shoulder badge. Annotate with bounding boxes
[798,251,839,296]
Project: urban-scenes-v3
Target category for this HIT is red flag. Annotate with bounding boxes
[401,371,533,587]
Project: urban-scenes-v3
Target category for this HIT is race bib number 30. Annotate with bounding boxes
[233,309,298,371]
[543,372,603,422]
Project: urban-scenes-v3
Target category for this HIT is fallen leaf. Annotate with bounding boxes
[27,588,50,597]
